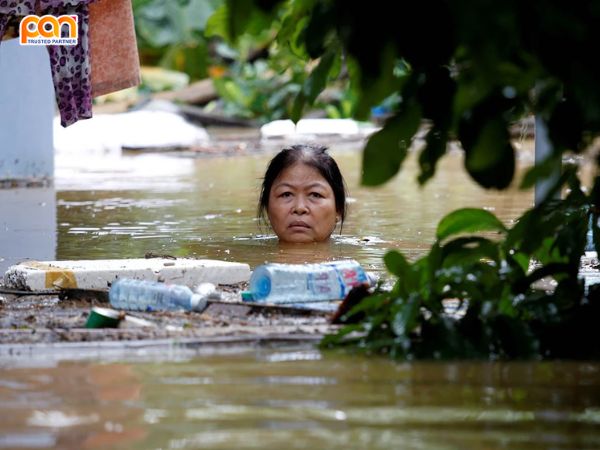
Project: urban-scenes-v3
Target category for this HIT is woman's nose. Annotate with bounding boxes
[292,197,309,214]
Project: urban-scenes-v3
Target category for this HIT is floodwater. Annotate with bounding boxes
[4,135,599,449]
[52,136,534,273]
[2,135,535,274]
[1,348,599,449]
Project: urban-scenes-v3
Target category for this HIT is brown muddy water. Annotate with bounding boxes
[54,138,534,272]
[0,348,599,450]
[2,136,599,449]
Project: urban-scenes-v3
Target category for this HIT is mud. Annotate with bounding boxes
[0,284,337,348]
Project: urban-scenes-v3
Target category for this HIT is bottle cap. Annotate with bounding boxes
[190,294,208,312]
[366,271,379,286]
[195,282,216,296]
[249,273,271,300]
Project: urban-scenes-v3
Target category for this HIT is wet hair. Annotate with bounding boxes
[258,144,348,232]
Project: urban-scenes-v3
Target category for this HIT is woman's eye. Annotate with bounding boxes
[279,192,293,198]
[310,192,324,198]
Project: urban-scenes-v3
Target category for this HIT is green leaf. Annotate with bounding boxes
[222,80,249,106]
[220,0,279,43]
[417,66,456,125]
[436,208,507,241]
[277,3,311,45]
[227,0,255,41]
[361,101,421,186]
[392,295,420,337]
[441,237,499,267]
[513,262,573,294]
[520,154,562,190]
[463,120,516,189]
[384,250,410,277]
[302,0,334,58]
[418,127,448,185]
[320,323,364,348]
[205,4,228,39]
[346,293,389,316]
[490,316,538,358]
[458,93,516,190]
[135,1,186,47]
[290,91,306,123]
[354,45,405,120]
[304,49,337,104]
[511,252,530,273]
[159,42,210,79]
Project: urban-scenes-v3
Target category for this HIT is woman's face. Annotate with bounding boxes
[267,162,338,243]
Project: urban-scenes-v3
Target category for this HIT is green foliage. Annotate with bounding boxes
[206,0,355,122]
[133,0,221,79]
[207,42,348,122]
[361,99,421,186]
[323,170,600,360]
[216,0,600,187]
[209,59,302,120]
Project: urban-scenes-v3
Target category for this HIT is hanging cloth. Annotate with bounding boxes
[41,0,96,127]
[89,0,140,97]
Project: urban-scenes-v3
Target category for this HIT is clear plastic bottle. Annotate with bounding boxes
[109,278,209,312]
[246,259,373,304]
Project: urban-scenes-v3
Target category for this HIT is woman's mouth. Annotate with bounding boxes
[289,221,310,229]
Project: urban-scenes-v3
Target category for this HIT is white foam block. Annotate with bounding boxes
[3,259,250,291]
[295,119,360,135]
[54,110,210,155]
[259,118,363,138]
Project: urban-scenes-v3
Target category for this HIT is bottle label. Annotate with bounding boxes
[305,263,368,299]
[337,266,367,290]
[307,269,341,298]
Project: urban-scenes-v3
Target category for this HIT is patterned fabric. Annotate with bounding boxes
[0,0,96,127]
[0,1,36,39]
[43,1,95,127]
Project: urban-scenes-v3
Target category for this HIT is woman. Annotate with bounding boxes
[258,144,347,243]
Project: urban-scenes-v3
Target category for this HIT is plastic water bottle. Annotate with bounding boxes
[245,260,372,304]
[109,278,211,312]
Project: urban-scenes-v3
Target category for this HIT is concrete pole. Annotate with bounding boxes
[0,38,54,184]
[534,115,560,205]
[0,38,56,273]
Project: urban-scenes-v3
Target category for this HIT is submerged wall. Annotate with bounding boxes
[0,38,54,184]
[0,187,56,274]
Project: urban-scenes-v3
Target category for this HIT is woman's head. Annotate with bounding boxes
[258,144,347,243]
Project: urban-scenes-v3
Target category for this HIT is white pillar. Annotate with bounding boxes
[0,39,56,273]
[534,115,560,205]
[0,38,54,184]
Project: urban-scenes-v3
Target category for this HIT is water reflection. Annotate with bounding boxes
[0,362,146,449]
[1,350,598,449]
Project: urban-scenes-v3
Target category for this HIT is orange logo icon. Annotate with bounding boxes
[20,15,78,46]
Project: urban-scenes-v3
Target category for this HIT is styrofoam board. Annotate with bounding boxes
[3,259,251,291]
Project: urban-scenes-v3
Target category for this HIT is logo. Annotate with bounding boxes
[19,15,78,46]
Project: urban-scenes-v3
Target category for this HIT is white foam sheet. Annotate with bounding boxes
[4,258,250,291]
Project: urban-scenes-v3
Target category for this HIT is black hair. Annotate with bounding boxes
[258,144,348,232]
